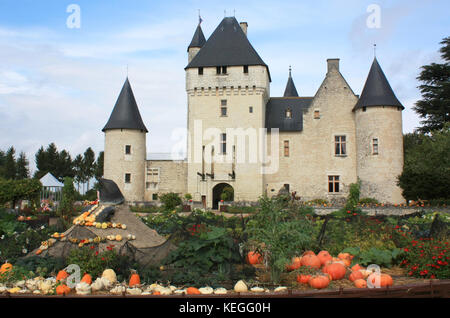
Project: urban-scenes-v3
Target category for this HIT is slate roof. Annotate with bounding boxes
[102,78,148,132]
[265,97,313,131]
[353,57,403,111]
[185,17,271,80]
[188,24,206,51]
[283,69,299,97]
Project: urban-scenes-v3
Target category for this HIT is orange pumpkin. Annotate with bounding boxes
[308,275,330,289]
[186,287,201,295]
[286,257,302,271]
[247,251,263,265]
[56,284,71,295]
[351,264,363,272]
[323,263,346,280]
[0,262,13,275]
[338,252,351,260]
[129,271,141,287]
[317,251,332,266]
[349,270,364,282]
[296,274,311,284]
[368,273,393,287]
[354,279,367,288]
[302,250,316,257]
[35,249,42,255]
[56,270,69,281]
[81,273,92,285]
[301,254,321,269]
[153,291,161,295]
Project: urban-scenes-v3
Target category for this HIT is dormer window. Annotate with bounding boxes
[243,65,249,74]
[216,66,227,75]
[198,67,203,75]
[285,108,292,119]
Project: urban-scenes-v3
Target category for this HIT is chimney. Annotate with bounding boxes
[327,58,340,72]
[240,22,248,36]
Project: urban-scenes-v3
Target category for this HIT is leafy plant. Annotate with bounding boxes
[159,192,182,211]
[341,246,404,267]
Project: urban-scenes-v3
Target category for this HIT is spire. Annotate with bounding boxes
[102,78,148,132]
[283,65,299,97]
[353,57,403,111]
[188,23,206,51]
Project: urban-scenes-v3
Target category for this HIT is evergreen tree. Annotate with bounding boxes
[34,146,48,179]
[73,154,83,192]
[82,147,95,190]
[95,151,104,180]
[4,146,16,180]
[413,37,450,133]
[16,151,30,180]
[0,150,6,178]
[56,149,74,179]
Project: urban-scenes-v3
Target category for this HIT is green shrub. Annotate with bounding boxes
[0,178,41,207]
[305,198,329,205]
[345,181,361,212]
[160,192,182,211]
[359,197,380,205]
[59,177,76,218]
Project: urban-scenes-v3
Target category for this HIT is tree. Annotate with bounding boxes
[73,154,84,192]
[398,125,450,200]
[94,151,104,180]
[82,147,95,190]
[56,150,74,179]
[16,152,30,180]
[413,37,450,133]
[0,150,6,178]
[59,177,76,219]
[4,147,16,180]
[34,146,47,179]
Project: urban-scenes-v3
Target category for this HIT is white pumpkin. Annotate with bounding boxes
[214,287,228,295]
[199,286,214,295]
[250,286,264,292]
[234,280,248,293]
[110,285,126,295]
[126,287,142,295]
[76,282,91,295]
[274,286,287,292]
[102,269,117,284]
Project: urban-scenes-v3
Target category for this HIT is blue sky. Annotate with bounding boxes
[0,0,449,173]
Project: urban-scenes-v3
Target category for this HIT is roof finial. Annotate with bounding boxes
[374,43,377,58]
[126,64,129,78]
[198,9,202,25]
[289,65,292,77]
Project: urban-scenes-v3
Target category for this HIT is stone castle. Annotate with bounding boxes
[102,17,405,208]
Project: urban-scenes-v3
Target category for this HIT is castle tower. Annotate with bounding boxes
[187,23,206,63]
[354,57,404,204]
[102,78,147,203]
[185,17,271,208]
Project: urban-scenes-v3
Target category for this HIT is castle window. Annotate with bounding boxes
[249,106,253,113]
[335,135,346,156]
[220,133,227,154]
[243,65,249,73]
[372,138,379,155]
[216,66,227,74]
[216,66,221,74]
[152,193,158,200]
[363,107,367,112]
[198,67,203,75]
[222,66,227,74]
[284,184,290,192]
[220,99,227,116]
[125,173,131,184]
[125,145,131,155]
[314,110,320,119]
[328,175,340,193]
[284,140,290,157]
[285,108,292,119]
[147,168,160,183]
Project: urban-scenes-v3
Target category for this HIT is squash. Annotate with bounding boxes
[296,274,311,284]
[354,279,367,288]
[308,275,330,289]
[349,270,364,282]
[286,257,302,271]
[317,251,332,266]
[300,254,321,269]
[56,284,71,295]
[186,287,201,295]
[368,273,393,287]
[322,263,347,280]
[351,264,363,272]
[56,270,69,281]
[81,273,92,285]
[102,269,117,284]
[0,262,13,274]
[246,251,263,265]
[234,280,248,293]
[129,271,140,287]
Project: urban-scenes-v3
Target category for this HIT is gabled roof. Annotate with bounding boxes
[185,17,271,81]
[188,24,206,51]
[283,68,299,97]
[102,78,148,132]
[353,57,403,111]
[40,172,64,187]
[265,97,313,131]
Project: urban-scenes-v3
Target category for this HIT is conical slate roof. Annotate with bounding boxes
[187,24,206,51]
[354,58,403,111]
[186,17,270,80]
[283,68,299,97]
[102,78,148,132]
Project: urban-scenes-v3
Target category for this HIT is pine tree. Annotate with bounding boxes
[4,146,16,180]
[413,37,450,133]
[16,151,30,179]
[56,149,74,179]
[0,150,6,178]
[95,151,104,180]
[34,146,47,179]
[73,154,83,193]
[82,147,95,190]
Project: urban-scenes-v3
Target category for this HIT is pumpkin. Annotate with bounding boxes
[338,252,351,260]
[368,273,393,288]
[323,263,346,280]
[354,279,367,288]
[317,251,332,266]
[300,254,321,269]
[129,271,140,287]
[351,264,363,272]
[234,280,248,293]
[302,250,316,257]
[56,270,69,281]
[308,275,330,289]
[186,287,201,295]
[0,262,13,274]
[102,269,117,284]
[296,274,311,284]
[56,284,71,295]
[349,270,364,282]
[81,273,92,285]
[247,251,263,265]
[35,249,42,255]
[153,291,161,295]
[286,257,302,271]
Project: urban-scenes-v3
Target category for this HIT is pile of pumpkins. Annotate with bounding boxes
[247,250,394,290]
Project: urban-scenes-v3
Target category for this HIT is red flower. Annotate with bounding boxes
[90,245,95,250]
[404,248,409,252]
[347,211,351,214]
[95,251,99,256]
[101,257,105,261]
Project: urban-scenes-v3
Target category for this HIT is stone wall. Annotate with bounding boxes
[144,160,187,201]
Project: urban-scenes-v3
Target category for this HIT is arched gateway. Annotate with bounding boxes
[212,183,234,210]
